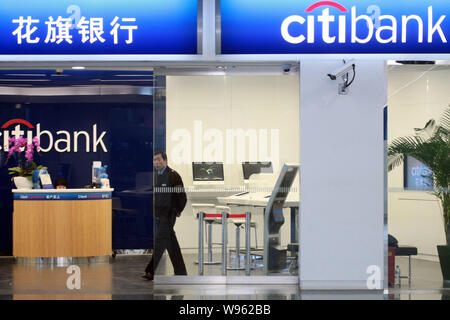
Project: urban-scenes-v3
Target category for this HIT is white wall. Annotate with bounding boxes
[388,65,449,260]
[299,60,386,289]
[165,75,300,250]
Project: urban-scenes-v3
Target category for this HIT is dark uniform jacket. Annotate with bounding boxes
[154,166,187,217]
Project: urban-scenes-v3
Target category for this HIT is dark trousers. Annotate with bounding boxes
[145,210,187,276]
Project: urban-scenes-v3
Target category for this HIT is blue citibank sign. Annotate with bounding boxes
[220,0,450,54]
[0,0,198,55]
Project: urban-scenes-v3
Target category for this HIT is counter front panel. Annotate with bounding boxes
[13,189,113,258]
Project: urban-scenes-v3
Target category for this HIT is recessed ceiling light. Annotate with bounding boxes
[0,79,50,82]
[5,74,47,77]
[115,74,154,77]
[100,79,154,82]
[72,66,86,70]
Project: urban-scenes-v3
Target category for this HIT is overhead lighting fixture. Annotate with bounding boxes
[0,79,50,82]
[115,74,154,77]
[72,66,86,70]
[94,79,153,82]
[395,61,436,65]
[5,74,47,77]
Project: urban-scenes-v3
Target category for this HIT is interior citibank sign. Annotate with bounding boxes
[1,119,108,153]
[220,0,450,54]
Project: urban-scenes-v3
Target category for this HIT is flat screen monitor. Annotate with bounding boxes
[242,162,273,180]
[192,162,224,182]
[404,155,434,191]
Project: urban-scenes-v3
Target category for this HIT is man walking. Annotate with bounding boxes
[143,151,187,280]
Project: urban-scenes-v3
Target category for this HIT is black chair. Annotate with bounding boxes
[396,246,418,285]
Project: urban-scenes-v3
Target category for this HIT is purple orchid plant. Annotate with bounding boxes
[5,136,46,180]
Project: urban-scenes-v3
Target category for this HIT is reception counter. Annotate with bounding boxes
[13,188,113,259]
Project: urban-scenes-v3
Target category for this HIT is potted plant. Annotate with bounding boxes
[5,136,47,189]
[388,105,450,281]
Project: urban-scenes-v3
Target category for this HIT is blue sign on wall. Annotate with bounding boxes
[0,0,198,54]
[220,0,450,54]
[404,155,434,191]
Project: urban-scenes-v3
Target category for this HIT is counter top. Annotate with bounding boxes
[13,188,114,193]
[13,188,114,200]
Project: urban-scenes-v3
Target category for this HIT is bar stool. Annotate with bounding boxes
[196,206,229,276]
[220,205,251,275]
[192,204,221,266]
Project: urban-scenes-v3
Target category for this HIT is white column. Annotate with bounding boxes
[201,0,216,58]
[299,60,387,290]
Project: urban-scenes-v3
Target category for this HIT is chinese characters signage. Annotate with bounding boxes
[12,16,137,45]
[1,0,198,54]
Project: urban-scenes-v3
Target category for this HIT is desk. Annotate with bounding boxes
[13,188,113,258]
[217,193,300,243]
[217,193,299,207]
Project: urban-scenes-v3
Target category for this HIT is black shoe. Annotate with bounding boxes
[142,273,153,281]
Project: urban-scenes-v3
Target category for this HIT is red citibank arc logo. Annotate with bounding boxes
[1,118,108,153]
[1,119,34,129]
[305,1,348,13]
[281,1,447,45]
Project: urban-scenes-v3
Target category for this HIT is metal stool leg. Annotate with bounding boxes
[254,225,258,250]
[245,212,251,276]
[227,223,245,271]
[208,222,213,262]
[203,221,221,265]
[235,224,240,269]
[222,212,228,276]
[408,256,412,286]
[198,212,204,276]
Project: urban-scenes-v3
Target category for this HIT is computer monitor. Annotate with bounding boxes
[192,162,225,185]
[242,162,273,180]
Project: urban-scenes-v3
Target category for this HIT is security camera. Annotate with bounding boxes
[282,64,292,73]
[327,60,355,80]
[327,60,356,95]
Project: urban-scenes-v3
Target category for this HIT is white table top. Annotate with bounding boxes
[12,188,114,193]
[217,192,299,208]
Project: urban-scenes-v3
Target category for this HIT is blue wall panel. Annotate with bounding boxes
[0,98,162,253]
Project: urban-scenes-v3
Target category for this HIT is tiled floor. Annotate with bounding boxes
[0,254,449,300]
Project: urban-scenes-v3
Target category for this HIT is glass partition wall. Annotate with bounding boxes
[387,64,450,291]
[152,74,300,283]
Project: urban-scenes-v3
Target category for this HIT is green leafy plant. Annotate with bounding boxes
[388,106,450,245]
[8,161,47,181]
[5,136,46,181]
